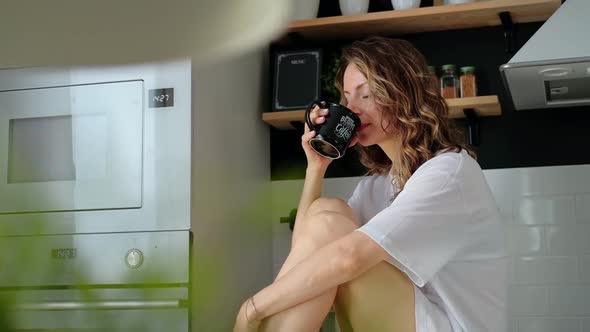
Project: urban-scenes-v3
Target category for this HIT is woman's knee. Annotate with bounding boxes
[296,210,357,249]
[306,197,355,219]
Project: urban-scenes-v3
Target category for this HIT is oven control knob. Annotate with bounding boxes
[125,249,144,269]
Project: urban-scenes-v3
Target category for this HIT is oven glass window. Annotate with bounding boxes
[8,113,108,184]
[0,80,142,213]
[8,115,76,183]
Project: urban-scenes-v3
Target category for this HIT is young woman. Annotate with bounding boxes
[234,36,507,332]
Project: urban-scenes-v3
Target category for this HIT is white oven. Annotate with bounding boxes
[0,59,192,236]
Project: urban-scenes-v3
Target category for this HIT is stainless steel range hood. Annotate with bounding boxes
[500,0,590,110]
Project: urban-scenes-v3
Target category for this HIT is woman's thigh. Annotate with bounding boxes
[335,261,416,332]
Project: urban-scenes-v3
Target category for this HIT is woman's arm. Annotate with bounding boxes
[291,122,333,241]
[292,166,326,229]
[250,231,389,321]
[293,105,359,240]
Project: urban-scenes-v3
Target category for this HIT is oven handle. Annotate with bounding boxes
[14,299,188,311]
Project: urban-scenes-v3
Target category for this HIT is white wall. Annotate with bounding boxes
[272,164,590,332]
[191,48,273,331]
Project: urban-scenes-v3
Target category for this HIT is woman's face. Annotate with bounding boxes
[343,63,392,147]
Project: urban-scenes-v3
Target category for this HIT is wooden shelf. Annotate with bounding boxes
[279,0,560,42]
[262,95,501,130]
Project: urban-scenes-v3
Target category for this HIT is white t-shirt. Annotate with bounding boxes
[347,149,507,332]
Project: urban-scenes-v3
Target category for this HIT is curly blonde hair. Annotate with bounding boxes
[335,36,474,192]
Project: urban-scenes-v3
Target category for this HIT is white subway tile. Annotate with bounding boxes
[508,258,516,283]
[501,212,515,224]
[511,165,590,195]
[546,226,578,254]
[516,195,576,225]
[508,227,544,255]
[546,225,590,255]
[508,316,517,332]
[513,256,578,284]
[579,256,590,282]
[575,225,590,253]
[509,286,549,315]
[518,318,581,332]
[484,170,517,224]
[576,195,590,224]
[549,286,590,315]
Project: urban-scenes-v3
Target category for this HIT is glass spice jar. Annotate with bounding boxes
[460,66,477,98]
[440,64,459,99]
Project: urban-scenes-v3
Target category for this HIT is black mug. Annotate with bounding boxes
[305,100,361,159]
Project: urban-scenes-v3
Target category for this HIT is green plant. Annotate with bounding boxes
[321,49,343,102]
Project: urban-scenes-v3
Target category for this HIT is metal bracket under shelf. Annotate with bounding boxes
[498,11,515,54]
[463,108,480,147]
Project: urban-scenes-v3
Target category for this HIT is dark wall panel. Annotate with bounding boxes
[270,22,590,181]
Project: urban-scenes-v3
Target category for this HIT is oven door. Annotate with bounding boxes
[1,287,188,331]
[0,80,143,214]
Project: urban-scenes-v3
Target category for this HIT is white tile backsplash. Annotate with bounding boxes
[272,164,590,332]
[509,227,545,255]
[549,286,590,315]
[483,171,516,224]
[508,317,518,332]
[509,286,550,315]
[546,226,581,255]
[510,165,590,195]
[513,256,578,284]
[517,318,581,332]
[579,256,590,282]
[576,195,590,224]
[546,225,590,255]
[516,195,576,225]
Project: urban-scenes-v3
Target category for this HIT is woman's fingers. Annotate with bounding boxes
[309,105,329,126]
[301,129,316,143]
[305,103,328,134]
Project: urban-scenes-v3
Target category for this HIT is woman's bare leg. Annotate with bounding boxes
[261,198,416,332]
[276,198,358,281]
[260,198,357,332]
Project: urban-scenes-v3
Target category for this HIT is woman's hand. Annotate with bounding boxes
[233,300,262,332]
[302,104,333,171]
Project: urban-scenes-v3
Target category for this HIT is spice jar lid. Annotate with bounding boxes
[460,66,476,73]
[441,64,456,71]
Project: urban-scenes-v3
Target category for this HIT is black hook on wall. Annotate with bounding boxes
[280,208,298,231]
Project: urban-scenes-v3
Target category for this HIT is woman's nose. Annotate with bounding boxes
[346,101,361,114]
